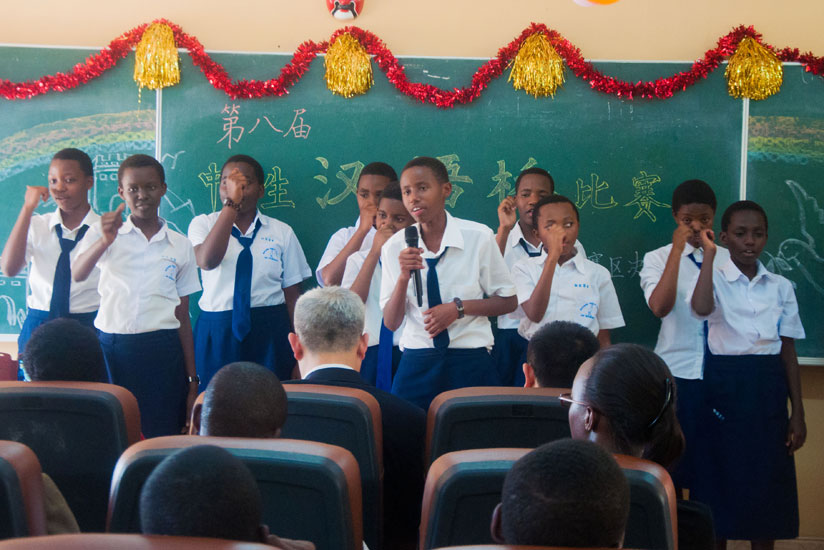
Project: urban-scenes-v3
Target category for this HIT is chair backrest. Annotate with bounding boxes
[0,354,16,382]
[613,454,678,550]
[282,384,384,550]
[420,449,530,550]
[107,435,362,550]
[426,387,570,466]
[0,381,141,532]
[0,534,273,549]
[420,449,678,550]
[0,441,46,539]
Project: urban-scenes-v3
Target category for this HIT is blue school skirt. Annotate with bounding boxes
[98,329,187,439]
[671,376,703,491]
[492,328,528,387]
[391,347,501,410]
[360,344,402,388]
[194,304,294,389]
[17,308,98,380]
[689,353,798,540]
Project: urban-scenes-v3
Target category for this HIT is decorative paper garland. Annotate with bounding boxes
[1,20,822,105]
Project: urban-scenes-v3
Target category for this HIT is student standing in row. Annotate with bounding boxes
[188,154,311,387]
[381,157,517,409]
[73,154,201,438]
[1,148,100,375]
[690,200,805,549]
[316,162,397,287]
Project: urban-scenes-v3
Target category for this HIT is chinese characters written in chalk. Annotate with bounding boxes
[218,104,311,148]
[486,157,538,203]
[199,162,296,211]
[587,250,644,279]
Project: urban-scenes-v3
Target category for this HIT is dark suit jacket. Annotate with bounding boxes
[285,367,426,547]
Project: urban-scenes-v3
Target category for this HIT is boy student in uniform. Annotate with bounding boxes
[638,179,729,494]
[316,162,397,287]
[512,195,624,350]
[342,181,412,389]
[188,154,311,388]
[689,200,805,549]
[381,157,517,409]
[1,148,100,378]
[73,154,201,438]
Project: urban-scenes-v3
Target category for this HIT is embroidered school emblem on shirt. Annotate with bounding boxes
[164,263,177,281]
[262,248,281,263]
[579,302,598,320]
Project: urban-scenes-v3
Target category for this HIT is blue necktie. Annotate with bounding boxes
[376,322,394,391]
[49,224,89,319]
[425,248,449,349]
[518,238,542,258]
[231,219,262,341]
[688,251,711,364]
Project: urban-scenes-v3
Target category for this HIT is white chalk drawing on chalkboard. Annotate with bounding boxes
[763,179,824,295]
[0,294,25,329]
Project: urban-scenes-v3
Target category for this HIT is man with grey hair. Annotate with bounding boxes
[286,286,425,550]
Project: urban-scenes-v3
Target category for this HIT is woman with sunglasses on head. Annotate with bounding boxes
[562,343,714,550]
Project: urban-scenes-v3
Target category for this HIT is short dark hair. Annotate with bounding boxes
[140,445,262,542]
[378,180,402,203]
[500,438,630,547]
[583,343,684,468]
[514,167,554,194]
[402,157,449,184]
[222,154,264,186]
[201,362,287,438]
[52,148,94,178]
[671,179,717,214]
[22,318,107,383]
[359,162,398,186]
[527,321,599,388]
[532,194,579,227]
[117,154,164,184]
[721,200,768,232]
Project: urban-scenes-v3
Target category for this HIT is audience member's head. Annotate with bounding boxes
[140,445,263,542]
[568,343,684,468]
[194,362,287,438]
[22,318,107,382]
[523,321,600,388]
[288,286,368,376]
[492,438,630,548]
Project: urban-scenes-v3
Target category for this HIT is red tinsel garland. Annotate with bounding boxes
[1,20,822,105]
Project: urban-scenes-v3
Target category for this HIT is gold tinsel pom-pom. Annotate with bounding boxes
[134,23,180,90]
[508,32,565,98]
[725,37,783,100]
[325,33,373,98]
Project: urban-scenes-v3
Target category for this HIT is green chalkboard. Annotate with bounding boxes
[0,46,155,336]
[747,64,824,359]
[160,53,742,349]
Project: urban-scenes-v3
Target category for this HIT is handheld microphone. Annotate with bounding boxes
[404,225,424,307]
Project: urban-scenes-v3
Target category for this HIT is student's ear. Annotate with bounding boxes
[356,333,369,361]
[442,180,453,199]
[490,502,505,544]
[190,403,202,435]
[273,427,282,439]
[159,181,167,197]
[84,175,94,191]
[719,230,728,246]
[288,332,304,361]
[585,406,600,432]
[523,363,536,388]
[117,185,125,200]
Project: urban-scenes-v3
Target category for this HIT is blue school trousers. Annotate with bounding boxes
[194,304,294,389]
[17,308,98,380]
[391,348,501,410]
[360,344,402,387]
[492,328,528,387]
[98,329,186,439]
[690,352,798,540]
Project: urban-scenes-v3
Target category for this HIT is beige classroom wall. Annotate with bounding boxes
[1,0,823,539]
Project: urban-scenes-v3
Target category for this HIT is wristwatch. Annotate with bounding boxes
[223,197,242,211]
[187,375,201,385]
[453,297,465,319]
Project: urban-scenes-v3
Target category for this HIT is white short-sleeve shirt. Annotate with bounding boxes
[188,212,311,312]
[687,259,805,355]
[24,208,101,313]
[78,216,201,334]
[342,250,403,347]
[315,216,375,286]
[512,250,625,340]
[380,212,516,350]
[498,223,586,330]
[639,243,730,379]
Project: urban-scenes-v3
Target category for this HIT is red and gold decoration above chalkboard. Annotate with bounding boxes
[1,21,822,106]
